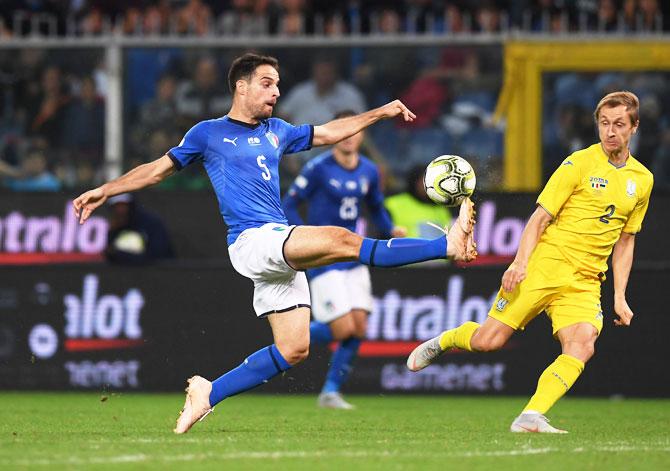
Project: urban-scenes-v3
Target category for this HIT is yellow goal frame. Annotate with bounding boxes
[494,40,670,191]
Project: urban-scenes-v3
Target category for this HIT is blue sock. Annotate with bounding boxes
[209,344,291,406]
[358,237,446,267]
[322,337,362,394]
[310,321,333,345]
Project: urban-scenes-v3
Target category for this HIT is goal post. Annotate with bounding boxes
[494,40,670,191]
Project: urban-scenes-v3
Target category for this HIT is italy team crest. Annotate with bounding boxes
[265,131,279,149]
[626,179,636,197]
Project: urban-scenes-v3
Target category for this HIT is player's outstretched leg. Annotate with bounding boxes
[407,317,514,372]
[174,376,214,434]
[406,322,480,371]
[284,198,477,270]
[358,198,477,266]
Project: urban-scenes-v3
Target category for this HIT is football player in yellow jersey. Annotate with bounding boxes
[406,91,653,433]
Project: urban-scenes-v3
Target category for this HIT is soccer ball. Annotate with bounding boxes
[423,155,476,206]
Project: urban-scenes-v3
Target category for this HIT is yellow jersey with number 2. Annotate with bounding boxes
[535,143,653,279]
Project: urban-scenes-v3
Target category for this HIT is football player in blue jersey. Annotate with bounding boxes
[73,52,477,434]
[283,110,406,409]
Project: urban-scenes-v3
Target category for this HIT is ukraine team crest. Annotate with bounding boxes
[626,179,636,197]
[265,131,279,149]
[496,297,508,312]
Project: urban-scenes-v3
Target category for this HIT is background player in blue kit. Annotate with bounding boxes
[73,53,477,434]
[283,110,406,409]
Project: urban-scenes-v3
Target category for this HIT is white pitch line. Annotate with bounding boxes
[2,446,669,466]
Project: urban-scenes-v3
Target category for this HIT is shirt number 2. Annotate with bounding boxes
[599,204,615,224]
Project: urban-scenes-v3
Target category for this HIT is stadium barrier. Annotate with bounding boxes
[1,262,668,397]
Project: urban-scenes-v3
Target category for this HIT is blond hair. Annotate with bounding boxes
[594,91,639,125]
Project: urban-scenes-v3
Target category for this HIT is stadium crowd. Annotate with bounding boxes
[0,0,667,38]
[1,1,669,193]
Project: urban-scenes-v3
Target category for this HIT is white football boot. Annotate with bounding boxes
[510,412,568,434]
[174,375,214,434]
[406,335,444,372]
[428,197,477,262]
[317,392,355,410]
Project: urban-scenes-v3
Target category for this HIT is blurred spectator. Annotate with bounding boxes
[105,193,175,264]
[175,56,230,124]
[173,0,213,36]
[63,76,105,164]
[279,0,309,35]
[384,165,452,239]
[25,66,70,149]
[131,74,180,162]
[79,7,106,35]
[6,148,61,191]
[596,0,618,31]
[639,0,662,31]
[279,57,366,126]
[278,56,366,182]
[474,2,502,33]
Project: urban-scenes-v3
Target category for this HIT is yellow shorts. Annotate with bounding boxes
[488,257,603,336]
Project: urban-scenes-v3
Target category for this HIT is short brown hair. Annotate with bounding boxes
[594,91,639,125]
[227,52,279,94]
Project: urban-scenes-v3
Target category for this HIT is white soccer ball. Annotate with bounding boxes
[423,155,476,206]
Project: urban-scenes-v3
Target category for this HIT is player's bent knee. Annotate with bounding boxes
[330,227,362,257]
[282,344,310,365]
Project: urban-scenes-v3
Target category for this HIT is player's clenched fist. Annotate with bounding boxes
[379,100,416,122]
[613,296,634,327]
[502,261,526,293]
[73,187,107,224]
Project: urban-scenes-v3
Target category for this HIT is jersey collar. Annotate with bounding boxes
[596,143,628,169]
[224,115,262,129]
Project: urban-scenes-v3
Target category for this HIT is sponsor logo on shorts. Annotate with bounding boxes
[495,297,508,312]
[272,226,286,232]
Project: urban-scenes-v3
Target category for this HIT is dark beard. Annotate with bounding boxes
[253,105,273,120]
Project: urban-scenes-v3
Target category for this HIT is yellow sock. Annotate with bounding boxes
[438,322,479,352]
[524,354,585,414]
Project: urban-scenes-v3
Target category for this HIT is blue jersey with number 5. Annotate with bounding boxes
[168,116,313,245]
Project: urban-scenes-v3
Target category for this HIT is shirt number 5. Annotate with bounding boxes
[257,155,271,181]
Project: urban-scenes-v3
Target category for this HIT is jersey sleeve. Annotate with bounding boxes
[167,121,209,170]
[623,176,653,234]
[283,123,314,154]
[536,156,582,217]
[281,161,319,225]
[365,165,394,237]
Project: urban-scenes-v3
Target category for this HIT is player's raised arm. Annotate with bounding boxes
[73,154,176,224]
[312,100,415,147]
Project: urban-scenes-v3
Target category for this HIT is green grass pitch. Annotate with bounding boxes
[1,393,668,470]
